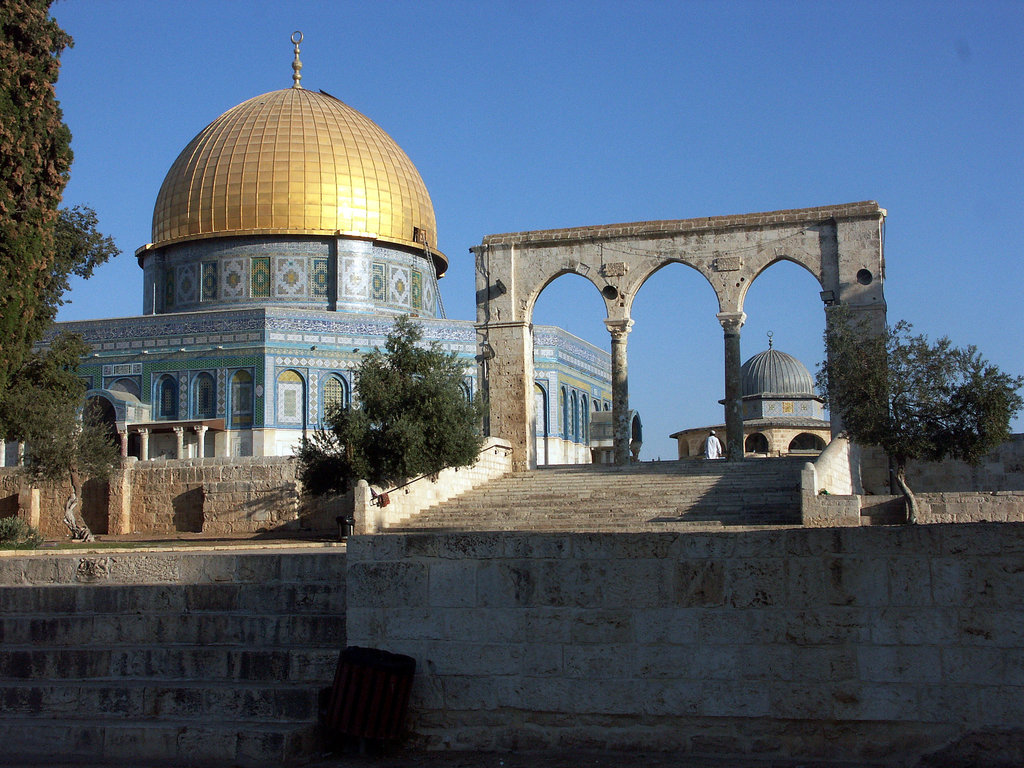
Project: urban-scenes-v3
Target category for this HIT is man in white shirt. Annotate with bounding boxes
[704,430,723,460]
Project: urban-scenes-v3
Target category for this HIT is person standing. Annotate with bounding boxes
[704,429,723,459]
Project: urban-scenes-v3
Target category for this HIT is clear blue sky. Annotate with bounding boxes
[52,0,1024,459]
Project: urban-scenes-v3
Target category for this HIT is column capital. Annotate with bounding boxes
[716,311,747,333]
[136,427,149,436]
[604,318,635,340]
[193,425,208,435]
[172,426,184,435]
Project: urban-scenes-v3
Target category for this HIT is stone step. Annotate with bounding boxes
[390,459,806,532]
[0,612,346,647]
[0,646,338,683]
[0,679,320,721]
[0,716,317,766]
[0,582,346,615]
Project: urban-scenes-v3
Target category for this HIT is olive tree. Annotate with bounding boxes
[817,308,1023,523]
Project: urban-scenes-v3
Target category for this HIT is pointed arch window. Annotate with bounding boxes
[157,375,178,420]
[192,373,216,419]
[230,370,253,428]
[322,374,348,418]
[277,370,305,425]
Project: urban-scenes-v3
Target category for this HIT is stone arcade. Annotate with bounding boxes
[473,202,887,487]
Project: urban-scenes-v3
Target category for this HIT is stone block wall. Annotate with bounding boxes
[908,434,1024,492]
[1,457,331,538]
[347,526,1024,764]
[0,470,108,537]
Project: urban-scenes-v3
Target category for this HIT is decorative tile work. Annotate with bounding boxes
[222,258,246,298]
[164,268,175,309]
[371,263,386,302]
[422,278,435,315]
[388,265,410,306]
[277,381,304,424]
[217,368,226,416]
[201,262,218,301]
[411,270,422,310]
[311,259,330,299]
[308,371,319,423]
[342,256,370,299]
[251,257,271,298]
[176,263,198,305]
[178,373,189,416]
[275,256,307,298]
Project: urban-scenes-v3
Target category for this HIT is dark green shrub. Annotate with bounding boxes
[0,516,43,549]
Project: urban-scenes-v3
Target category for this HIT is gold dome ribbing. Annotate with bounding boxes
[151,87,445,272]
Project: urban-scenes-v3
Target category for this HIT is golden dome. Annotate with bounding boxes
[150,87,446,273]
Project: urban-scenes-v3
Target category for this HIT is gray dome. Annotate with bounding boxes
[740,347,815,397]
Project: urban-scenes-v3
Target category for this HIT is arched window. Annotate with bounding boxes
[534,384,548,438]
[277,370,305,425]
[460,380,473,402]
[560,387,568,439]
[229,370,253,428]
[322,374,348,418]
[571,391,579,442]
[745,432,770,454]
[157,375,178,420]
[603,402,610,411]
[580,395,589,443]
[192,373,216,419]
[789,433,826,452]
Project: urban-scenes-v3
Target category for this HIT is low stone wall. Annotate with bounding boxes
[347,526,1024,764]
[0,457,335,537]
[354,438,513,534]
[908,433,1024,492]
[0,470,108,537]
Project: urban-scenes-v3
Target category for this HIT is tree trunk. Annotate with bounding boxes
[894,465,919,524]
[66,469,94,541]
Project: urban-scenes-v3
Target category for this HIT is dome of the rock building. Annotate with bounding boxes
[150,86,445,274]
[740,346,816,398]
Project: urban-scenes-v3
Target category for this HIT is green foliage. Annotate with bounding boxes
[0,0,75,394]
[0,516,42,549]
[298,316,484,495]
[0,333,121,493]
[817,307,1024,479]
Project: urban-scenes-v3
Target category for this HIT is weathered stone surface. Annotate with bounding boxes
[347,526,1024,763]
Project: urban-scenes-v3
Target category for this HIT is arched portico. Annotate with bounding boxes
[473,201,886,472]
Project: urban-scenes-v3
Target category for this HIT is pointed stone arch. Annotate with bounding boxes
[473,202,886,473]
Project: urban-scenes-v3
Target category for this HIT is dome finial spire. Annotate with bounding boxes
[291,31,303,89]
[767,330,774,349]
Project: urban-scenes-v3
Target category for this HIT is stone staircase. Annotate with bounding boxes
[0,547,347,766]
[386,458,807,532]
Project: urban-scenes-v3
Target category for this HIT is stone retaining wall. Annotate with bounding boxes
[347,526,1024,764]
[0,457,337,537]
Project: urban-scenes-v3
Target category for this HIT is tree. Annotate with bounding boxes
[817,308,1024,523]
[0,333,121,538]
[0,0,75,394]
[298,316,484,496]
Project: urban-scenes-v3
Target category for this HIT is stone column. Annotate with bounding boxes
[16,442,26,467]
[138,428,150,461]
[604,318,634,466]
[173,426,185,459]
[118,430,129,458]
[717,311,746,461]
[478,321,534,471]
[194,425,208,459]
[0,441,6,468]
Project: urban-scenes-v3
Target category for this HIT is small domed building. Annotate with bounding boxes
[32,38,610,464]
[670,336,831,458]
